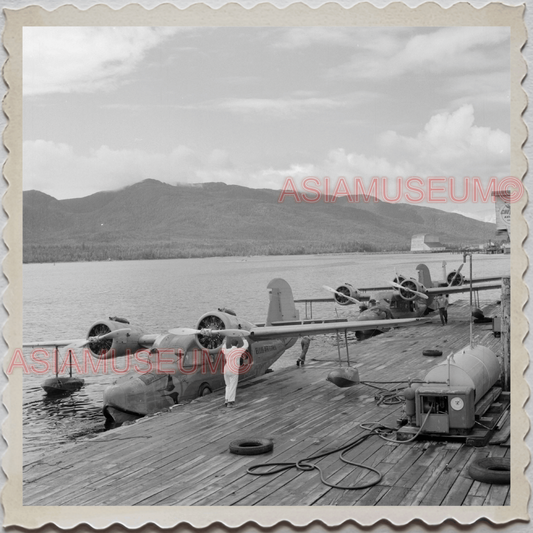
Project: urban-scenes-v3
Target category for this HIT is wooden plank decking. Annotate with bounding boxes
[23,300,510,506]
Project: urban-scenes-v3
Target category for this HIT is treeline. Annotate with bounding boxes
[23,240,409,263]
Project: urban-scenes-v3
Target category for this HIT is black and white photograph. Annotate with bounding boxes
[1,1,529,529]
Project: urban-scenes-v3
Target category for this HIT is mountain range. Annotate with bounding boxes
[23,179,498,263]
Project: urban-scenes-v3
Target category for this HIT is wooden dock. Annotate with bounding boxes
[23,300,510,506]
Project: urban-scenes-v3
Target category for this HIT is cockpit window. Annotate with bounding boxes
[182,351,196,367]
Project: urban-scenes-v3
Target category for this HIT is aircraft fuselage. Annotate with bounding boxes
[102,330,296,427]
[353,290,432,340]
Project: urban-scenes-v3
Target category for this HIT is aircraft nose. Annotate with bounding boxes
[103,374,175,428]
[102,381,145,428]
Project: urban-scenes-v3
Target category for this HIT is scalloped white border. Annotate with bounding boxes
[1,2,529,529]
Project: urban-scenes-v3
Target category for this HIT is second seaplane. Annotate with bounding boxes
[23,278,429,428]
[299,262,502,340]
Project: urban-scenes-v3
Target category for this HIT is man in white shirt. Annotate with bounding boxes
[222,337,250,407]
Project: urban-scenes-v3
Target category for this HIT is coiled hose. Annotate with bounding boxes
[247,432,382,490]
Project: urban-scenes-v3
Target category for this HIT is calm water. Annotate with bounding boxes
[22,253,509,458]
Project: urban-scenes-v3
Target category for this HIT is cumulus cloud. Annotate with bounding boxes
[256,105,508,188]
[250,105,510,220]
[378,104,510,177]
[23,27,179,95]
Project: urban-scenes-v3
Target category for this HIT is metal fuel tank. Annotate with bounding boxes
[423,345,501,403]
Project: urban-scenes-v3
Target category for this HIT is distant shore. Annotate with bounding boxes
[23,241,413,264]
[20,241,485,264]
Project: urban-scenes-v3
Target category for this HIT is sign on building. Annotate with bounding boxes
[492,191,511,235]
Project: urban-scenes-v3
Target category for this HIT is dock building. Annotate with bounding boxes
[410,234,446,252]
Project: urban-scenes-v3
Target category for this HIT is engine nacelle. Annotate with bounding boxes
[334,283,360,306]
[86,319,145,359]
[397,278,424,301]
[195,311,253,353]
[447,271,465,286]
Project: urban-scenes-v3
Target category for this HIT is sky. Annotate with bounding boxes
[23,26,511,221]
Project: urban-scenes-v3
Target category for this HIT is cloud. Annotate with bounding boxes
[215,97,346,117]
[452,209,496,223]
[175,91,376,118]
[273,27,355,48]
[250,105,510,220]
[23,27,179,95]
[273,27,413,52]
[332,27,509,79]
[444,71,510,111]
[23,104,510,223]
[254,105,509,187]
[378,104,510,177]
[23,140,244,198]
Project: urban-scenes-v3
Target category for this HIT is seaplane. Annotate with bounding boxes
[299,262,503,340]
[23,279,429,428]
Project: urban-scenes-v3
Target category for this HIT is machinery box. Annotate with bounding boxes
[415,385,475,433]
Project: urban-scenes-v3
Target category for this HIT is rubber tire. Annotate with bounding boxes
[469,457,510,485]
[423,349,443,357]
[229,438,273,456]
[198,383,212,397]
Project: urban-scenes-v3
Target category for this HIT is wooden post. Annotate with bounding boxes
[501,276,511,391]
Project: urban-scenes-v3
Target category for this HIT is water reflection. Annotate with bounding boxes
[23,382,108,457]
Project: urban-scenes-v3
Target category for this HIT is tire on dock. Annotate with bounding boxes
[229,438,273,455]
[468,457,510,485]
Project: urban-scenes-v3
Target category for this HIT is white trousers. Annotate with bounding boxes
[224,372,239,402]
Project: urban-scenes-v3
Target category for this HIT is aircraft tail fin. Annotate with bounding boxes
[416,264,432,288]
[266,278,300,326]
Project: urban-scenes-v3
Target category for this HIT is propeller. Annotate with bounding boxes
[389,281,429,300]
[58,328,132,351]
[82,328,131,347]
[322,285,361,305]
[447,263,464,287]
[168,327,251,337]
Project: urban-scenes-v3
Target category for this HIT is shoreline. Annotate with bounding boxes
[22,248,497,265]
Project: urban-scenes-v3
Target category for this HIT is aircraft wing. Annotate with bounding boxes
[248,317,429,340]
[355,286,396,292]
[23,332,160,350]
[295,295,372,304]
[294,297,335,303]
[465,276,505,283]
[23,339,87,348]
[138,334,159,348]
[426,282,502,296]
